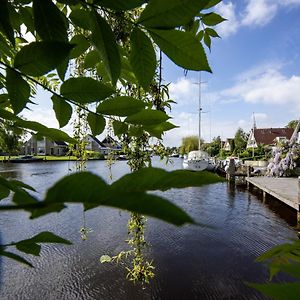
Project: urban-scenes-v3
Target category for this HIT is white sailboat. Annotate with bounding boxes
[183,72,209,171]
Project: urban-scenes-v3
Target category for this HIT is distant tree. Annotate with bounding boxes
[180,136,203,155]
[0,119,23,157]
[286,120,298,129]
[204,136,221,157]
[234,128,248,154]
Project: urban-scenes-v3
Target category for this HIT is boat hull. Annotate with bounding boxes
[183,159,209,171]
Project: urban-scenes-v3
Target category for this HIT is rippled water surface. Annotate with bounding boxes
[0,158,298,299]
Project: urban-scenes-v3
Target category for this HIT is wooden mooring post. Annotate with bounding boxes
[226,158,236,182]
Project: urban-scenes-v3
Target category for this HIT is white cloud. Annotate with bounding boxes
[241,0,277,27]
[215,2,239,37]
[221,68,300,108]
[213,0,300,38]
[169,77,208,108]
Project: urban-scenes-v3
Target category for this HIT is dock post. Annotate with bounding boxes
[262,191,267,204]
[226,158,236,182]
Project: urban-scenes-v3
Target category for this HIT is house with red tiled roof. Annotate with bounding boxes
[246,127,294,149]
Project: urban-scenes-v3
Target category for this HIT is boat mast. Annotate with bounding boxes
[198,72,202,151]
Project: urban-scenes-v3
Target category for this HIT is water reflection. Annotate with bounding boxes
[0,158,298,299]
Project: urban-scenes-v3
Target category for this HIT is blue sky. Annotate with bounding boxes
[24,0,300,147]
[163,0,300,146]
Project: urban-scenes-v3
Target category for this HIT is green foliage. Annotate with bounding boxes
[125,109,170,126]
[90,10,121,85]
[87,112,106,136]
[33,0,68,42]
[14,41,74,77]
[60,77,114,103]
[234,127,248,154]
[138,0,210,29]
[0,168,222,225]
[286,120,298,129]
[51,95,73,128]
[129,28,156,90]
[0,0,226,279]
[203,136,221,157]
[180,135,201,154]
[0,0,15,45]
[6,68,31,114]
[250,239,300,299]
[97,96,146,117]
[149,29,211,71]
[0,231,72,267]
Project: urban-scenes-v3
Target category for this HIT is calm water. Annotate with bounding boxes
[0,158,298,300]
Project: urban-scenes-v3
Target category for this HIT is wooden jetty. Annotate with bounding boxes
[246,176,300,223]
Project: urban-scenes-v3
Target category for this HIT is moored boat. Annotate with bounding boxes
[9,155,44,163]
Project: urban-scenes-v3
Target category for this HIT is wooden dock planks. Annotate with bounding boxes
[246,177,299,211]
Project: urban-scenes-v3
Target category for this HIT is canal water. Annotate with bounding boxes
[0,158,298,300]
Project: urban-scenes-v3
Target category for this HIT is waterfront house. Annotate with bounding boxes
[84,135,110,155]
[22,136,68,156]
[246,127,294,149]
[101,135,122,150]
[223,138,234,151]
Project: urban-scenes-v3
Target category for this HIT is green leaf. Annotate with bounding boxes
[0,185,10,200]
[60,77,114,104]
[6,68,30,114]
[12,189,39,206]
[203,31,211,50]
[16,242,41,256]
[0,93,9,108]
[19,7,34,34]
[45,172,110,204]
[112,120,128,136]
[14,41,74,77]
[90,10,121,85]
[44,172,194,226]
[0,0,14,45]
[9,180,36,192]
[56,57,69,81]
[15,232,72,256]
[202,12,226,26]
[128,125,143,137]
[8,4,21,33]
[279,263,300,279]
[51,95,72,128]
[144,121,178,139]
[248,283,300,300]
[139,0,210,29]
[97,96,145,117]
[205,28,220,38]
[84,50,101,69]
[0,250,33,267]
[21,231,72,245]
[96,62,111,83]
[130,28,156,90]
[105,191,194,226]
[69,34,90,59]
[100,254,112,263]
[33,0,68,42]
[111,167,222,192]
[69,8,90,30]
[125,109,170,126]
[87,112,106,136]
[149,29,211,72]
[94,0,147,11]
[204,0,222,9]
